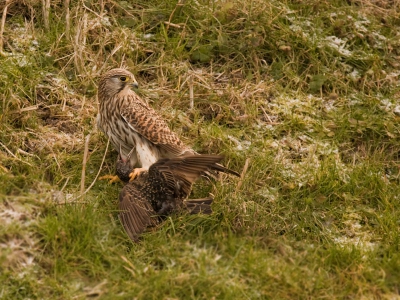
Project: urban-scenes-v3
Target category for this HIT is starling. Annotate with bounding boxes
[118,154,229,242]
[115,145,135,183]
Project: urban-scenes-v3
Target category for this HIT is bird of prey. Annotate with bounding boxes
[97,68,197,181]
[118,154,229,242]
[97,68,239,182]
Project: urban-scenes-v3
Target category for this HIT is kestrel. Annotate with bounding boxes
[97,68,196,180]
[97,68,239,181]
[118,154,229,242]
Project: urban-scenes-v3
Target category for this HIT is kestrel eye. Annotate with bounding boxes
[120,76,127,82]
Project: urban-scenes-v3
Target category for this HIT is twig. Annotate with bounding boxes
[259,105,279,125]
[99,0,104,15]
[60,177,69,192]
[0,141,33,167]
[165,0,185,32]
[17,105,39,113]
[80,134,91,196]
[0,0,11,56]
[189,75,194,109]
[236,158,250,192]
[42,0,51,31]
[17,148,40,160]
[109,213,116,227]
[120,255,137,276]
[67,138,110,203]
[64,0,70,39]
[121,255,136,270]
[82,1,103,19]
[73,9,88,74]
[85,140,110,194]
[164,21,181,29]
[0,164,9,173]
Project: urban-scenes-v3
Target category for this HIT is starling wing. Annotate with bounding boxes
[146,155,225,215]
[118,155,227,241]
[118,184,159,242]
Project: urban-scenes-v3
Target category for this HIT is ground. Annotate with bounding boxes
[0,0,400,299]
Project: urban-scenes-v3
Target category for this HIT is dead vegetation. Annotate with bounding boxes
[1,0,400,298]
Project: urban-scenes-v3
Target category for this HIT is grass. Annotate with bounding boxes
[1,0,400,298]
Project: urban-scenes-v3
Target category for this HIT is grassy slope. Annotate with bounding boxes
[1,0,400,298]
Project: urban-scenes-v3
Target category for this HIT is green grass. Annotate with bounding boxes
[1,0,400,298]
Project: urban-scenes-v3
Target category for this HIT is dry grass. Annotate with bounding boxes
[1,0,400,299]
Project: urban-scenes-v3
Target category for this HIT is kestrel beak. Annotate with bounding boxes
[131,81,139,89]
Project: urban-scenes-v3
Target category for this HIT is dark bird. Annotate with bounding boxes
[118,154,230,242]
[115,145,136,183]
[97,68,239,181]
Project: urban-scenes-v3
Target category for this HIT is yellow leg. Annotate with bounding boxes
[99,174,121,184]
[129,167,147,182]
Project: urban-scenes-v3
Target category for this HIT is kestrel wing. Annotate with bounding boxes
[120,97,189,156]
[118,184,159,242]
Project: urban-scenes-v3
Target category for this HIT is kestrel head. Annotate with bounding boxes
[98,68,139,101]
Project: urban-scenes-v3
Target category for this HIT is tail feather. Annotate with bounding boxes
[209,163,240,177]
[184,197,213,215]
[173,154,240,182]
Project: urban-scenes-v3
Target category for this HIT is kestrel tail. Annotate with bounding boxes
[118,154,230,242]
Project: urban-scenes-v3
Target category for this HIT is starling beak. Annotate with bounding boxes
[118,154,230,242]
